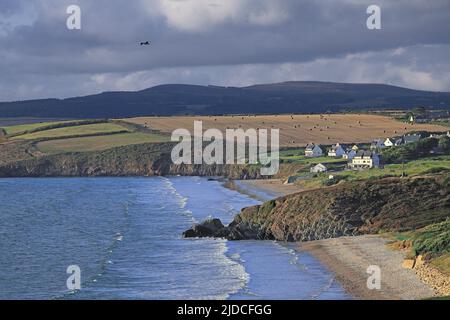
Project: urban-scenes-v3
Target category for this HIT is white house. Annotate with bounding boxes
[310,163,327,173]
[328,143,345,157]
[343,149,357,160]
[305,144,323,157]
[348,150,380,169]
[384,137,396,147]
[351,145,360,151]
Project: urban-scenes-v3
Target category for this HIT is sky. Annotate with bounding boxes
[1,0,450,101]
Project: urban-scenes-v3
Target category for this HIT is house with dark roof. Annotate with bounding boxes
[403,134,421,144]
[370,139,386,150]
[327,143,345,157]
[305,143,323,157]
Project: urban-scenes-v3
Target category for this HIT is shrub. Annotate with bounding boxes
[412,219,450,255]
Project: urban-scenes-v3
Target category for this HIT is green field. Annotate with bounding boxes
[37,132,169,153]
[289,155,450,190]
[2,121,74,135]
[11,123,128,140]
[334,155,450,180]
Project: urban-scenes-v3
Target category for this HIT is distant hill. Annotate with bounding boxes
[1,81,450,118]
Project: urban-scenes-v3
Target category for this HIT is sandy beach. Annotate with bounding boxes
[300,236,436,300]
[232,179,440,300]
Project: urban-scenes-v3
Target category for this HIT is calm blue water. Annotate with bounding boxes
[0,177,349,300]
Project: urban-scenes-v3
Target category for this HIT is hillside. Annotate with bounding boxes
[184,175,450,241]
[1,81,450,118]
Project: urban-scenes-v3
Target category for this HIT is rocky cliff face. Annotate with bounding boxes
[0,142,264,179]
[184,175,450,241]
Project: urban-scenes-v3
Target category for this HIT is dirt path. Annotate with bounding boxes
[300,235,436,300]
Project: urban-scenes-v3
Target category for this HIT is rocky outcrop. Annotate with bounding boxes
[183,219,227,238]
[185,175,450,241]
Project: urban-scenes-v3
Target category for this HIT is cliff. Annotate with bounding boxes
[184,175,450,241]
[0,142,264,179]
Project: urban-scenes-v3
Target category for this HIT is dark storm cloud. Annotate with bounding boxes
[1,0,450,100]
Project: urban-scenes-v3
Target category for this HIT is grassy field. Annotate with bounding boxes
[282,155,450,190]
[11,123,128,140]
[36,132,169,153]
[2,120,75,135]
[124,114,447,147]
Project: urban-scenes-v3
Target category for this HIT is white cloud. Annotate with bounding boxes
[143,0,289,32]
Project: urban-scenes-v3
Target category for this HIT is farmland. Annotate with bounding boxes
[124,114,447,147]
[0,120,169,158]
[37,132,169,153]
[11,122,128,140]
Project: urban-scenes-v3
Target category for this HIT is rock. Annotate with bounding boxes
[414,255,425,268]
[182,218,226,238]
[402,259,416,269]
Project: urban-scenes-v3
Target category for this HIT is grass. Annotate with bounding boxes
[36,132,169,153]
[331,155,450,180]
[2,120,74,135]
[411,219,450,256]
[12,123,128,140]
[430,253,450,276]
[389,220,450,276]
[280,153,347,165]
[287,155,450,190]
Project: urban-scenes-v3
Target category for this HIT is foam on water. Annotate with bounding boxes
[0,177,349,300]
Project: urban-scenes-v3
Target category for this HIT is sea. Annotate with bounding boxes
[0,177,349,299]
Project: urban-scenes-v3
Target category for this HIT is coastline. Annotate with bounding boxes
[227,179,440,300]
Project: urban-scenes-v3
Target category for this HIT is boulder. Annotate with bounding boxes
[414,255,425,268]
[402,259,416,269]
[182,218,226,238]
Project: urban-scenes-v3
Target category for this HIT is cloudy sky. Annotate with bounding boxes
[1,0,450,101]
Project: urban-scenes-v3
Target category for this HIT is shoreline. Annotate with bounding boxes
[227,178,440,300]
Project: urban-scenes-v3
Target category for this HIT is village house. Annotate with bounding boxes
[327,143,345,157]
[305,143,323,157]
[384,137,396,147]
[342,149,357,160]
[370,139,386,150]
[348,150,380,170]
[403,134,421,144]
[310,163,327,173]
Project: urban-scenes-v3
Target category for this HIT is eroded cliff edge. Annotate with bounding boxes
[0,142,264,179]
[184,175,450,241]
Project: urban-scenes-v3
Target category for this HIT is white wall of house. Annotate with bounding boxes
[343,150,356,160]
[310,163,327,173]
[384,138,395,147]
[328,144,345,157]
[350,152,380,169]
[305,145,323,157]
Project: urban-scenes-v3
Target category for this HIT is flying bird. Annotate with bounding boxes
[140,41,151,46]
